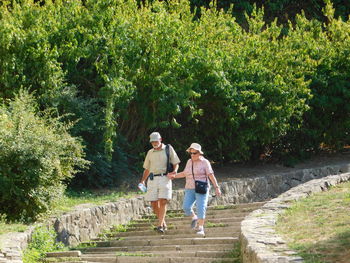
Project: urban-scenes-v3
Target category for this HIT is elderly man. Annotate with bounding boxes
[140,132,180,233]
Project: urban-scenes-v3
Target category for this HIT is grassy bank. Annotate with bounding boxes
[276,181,350,262]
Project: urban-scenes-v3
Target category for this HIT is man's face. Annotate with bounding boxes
[151,140,162,149]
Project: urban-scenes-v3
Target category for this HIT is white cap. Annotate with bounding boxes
[149,132,162,142]
[186,143,203,154]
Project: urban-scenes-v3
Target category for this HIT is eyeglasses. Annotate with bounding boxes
[189,151,199,155]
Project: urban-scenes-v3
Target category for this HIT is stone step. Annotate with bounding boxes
[128,216,245,228]
[84,250,232,258]
[84,237,237,250]
[82,255,235,263]
[106,226,239,238]
[103,222,241,236]
[166,202,265,213]
[134,212,249,224]
[95,230,240,242]
[141,209,250,220]
[83,243,238,256]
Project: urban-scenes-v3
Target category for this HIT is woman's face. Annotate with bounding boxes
[189,148,200,161]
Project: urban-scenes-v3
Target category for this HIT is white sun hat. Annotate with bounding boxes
[186,143,203,154]
[149,132,162,142]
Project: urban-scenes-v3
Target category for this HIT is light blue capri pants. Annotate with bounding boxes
[183,189,209,219]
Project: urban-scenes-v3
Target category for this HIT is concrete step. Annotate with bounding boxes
[106,226,239,238]
[84,237,238,251]
[111,220,240,232]
[82,255,235,263]
[141,208,250,220]
[94,231,240,242]
[135,211,250,223]
[166,203,264,214]
[83,243,235,254]
[84,250,233,258]
[128,216,245,228]
[103,222,241,236]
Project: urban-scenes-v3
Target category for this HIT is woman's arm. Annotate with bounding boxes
[208,173,222,196]
[167,171,186,180]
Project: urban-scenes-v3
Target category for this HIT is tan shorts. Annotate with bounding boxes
[145,176,172,201]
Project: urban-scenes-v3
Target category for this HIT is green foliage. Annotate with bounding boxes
[22,226,65,263]
[272,1,350,162]
[0,90,88,221]
[0,0,349,191]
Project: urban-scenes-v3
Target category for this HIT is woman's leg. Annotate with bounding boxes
[183,189,197,227]
[195,191,209,235]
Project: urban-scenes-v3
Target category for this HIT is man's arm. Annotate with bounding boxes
[172,163,179,173]
[140,169,150,185]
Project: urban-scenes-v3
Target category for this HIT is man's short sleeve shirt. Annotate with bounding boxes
[143,144,180,174]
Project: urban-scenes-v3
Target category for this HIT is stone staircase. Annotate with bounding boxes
[45,202,264,263]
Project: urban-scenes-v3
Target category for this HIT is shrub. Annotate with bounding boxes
[22,225,65,263]
[0,90,88,221]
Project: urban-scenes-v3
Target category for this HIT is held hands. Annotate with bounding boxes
[167,171,177,180]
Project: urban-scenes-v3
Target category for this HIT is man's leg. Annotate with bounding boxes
[158,198,167,227]
[151,200,159,220]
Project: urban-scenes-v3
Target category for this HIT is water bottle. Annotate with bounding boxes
[138,183,147,192]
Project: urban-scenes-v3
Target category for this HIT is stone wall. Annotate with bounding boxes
[0,228,34,263]
[240,172,350,263]
[1,161,350,263]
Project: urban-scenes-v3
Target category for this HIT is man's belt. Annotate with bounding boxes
[153,173,166,177]
[149,173,166,180]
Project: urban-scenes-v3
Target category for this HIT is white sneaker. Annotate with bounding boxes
[196,227,205,237]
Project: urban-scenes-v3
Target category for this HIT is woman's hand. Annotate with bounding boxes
[215,186,222,197]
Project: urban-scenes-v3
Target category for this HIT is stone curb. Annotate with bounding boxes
[240,172,350,263]
[1,161,350,263]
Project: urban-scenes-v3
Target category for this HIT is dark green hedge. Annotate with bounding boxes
[0,0,349,196]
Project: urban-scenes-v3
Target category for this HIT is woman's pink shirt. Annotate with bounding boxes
[183,156,214,189]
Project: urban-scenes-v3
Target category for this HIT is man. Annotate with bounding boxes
[140,132,180,233]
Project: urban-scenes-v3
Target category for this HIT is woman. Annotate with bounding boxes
[168,143,221,236]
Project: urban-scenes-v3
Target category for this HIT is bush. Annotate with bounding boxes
[0,90,88,221]
[22,225,65,263]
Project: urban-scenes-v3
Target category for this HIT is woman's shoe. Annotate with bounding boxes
[162,223,168,231]
[196,227,205,237]
[191,218,198,229]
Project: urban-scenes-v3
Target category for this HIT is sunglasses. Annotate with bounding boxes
[189,151,199,155]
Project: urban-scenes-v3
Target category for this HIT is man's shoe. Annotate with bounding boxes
[191,218,198,229]
[156,226,164,233]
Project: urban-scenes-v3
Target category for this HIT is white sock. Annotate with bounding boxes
[198,225,204,231]
[192,215,198,220]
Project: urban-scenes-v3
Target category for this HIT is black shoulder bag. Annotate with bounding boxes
[165,144,174,173]
[192,161,208,194]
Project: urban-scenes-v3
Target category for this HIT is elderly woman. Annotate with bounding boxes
[168,143,221,236]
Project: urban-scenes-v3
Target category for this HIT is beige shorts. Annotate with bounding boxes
[145,176,172,201]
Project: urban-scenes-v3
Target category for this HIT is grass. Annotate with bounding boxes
[213,205,237,210]
[50,189,136,215]
[0,216,28,235]
[115,252,151,257]
[213,242,242,263]
[276,181,350,263]
[206,222,228,228]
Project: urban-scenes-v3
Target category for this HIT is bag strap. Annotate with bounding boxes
[166,144,171,173]
[191,160,207,182]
